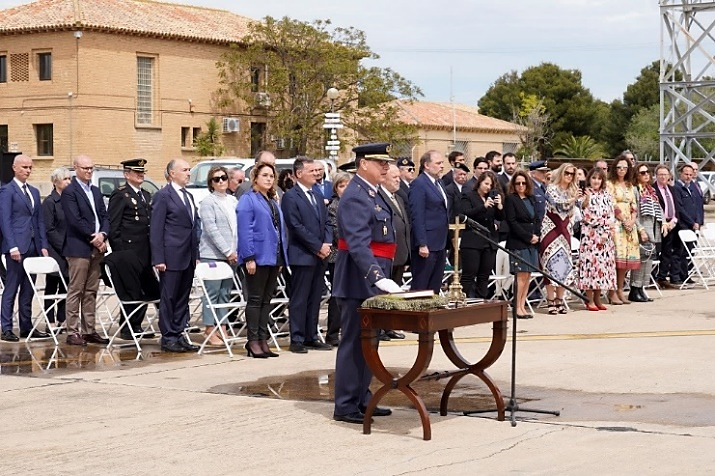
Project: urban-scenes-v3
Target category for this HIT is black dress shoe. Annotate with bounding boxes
[132,327,156,339]
[161,341,188,353]
[1,330,19,342]
[325,338,340,347]
[304,340,332,350]
[20,329,51,339]
[333,411,369,424]
[289,342,308,353]
[66,333,87,346]
[378,331,391,341]
[179,337,200,351]
[82,332,110,345]
[385,330,405,339]
[628,288,647,303]
[359,405,392,417]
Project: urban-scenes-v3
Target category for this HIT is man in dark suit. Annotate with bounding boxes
[498,152,518,191]
[409,150,450,293]
[378,164,410,340]
[313,160,333,202]
[107,158,156,340]
[464,157,489,192]
[672,163,702,284]
[61,155,111,346]
[486,150,503,175]
[333,143,401,424]
[281,157,333,353]
[396,157,415,204]
[151,159,201,353]
[0,154,50,342]
[444,162,469,268]
[653,165,680,287]
[441,151,465,188]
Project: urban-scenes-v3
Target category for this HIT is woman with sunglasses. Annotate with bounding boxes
[237,163,288,358]
[540,163,579,314]
[198,166,239,345]
[606,154,644,304]
[578,167,616,310]
[504,170,541,319]
[628,164,665,302]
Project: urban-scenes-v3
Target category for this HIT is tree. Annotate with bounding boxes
[512,93,551,161]
[478,63,600,156]
[193,117,225,157]
[553,135,604,160]
[624,104,659,160]
[215,17,422,156]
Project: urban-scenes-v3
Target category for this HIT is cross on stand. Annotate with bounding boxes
[447,218,466,305]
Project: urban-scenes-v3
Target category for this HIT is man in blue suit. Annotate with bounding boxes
[281,157,333,353]
[0,155,50,342]
[672,163,703,283]
[61,155,111,346]
[332,143,402,424]
[313,160,333,202]
[151,159,201,353]
[409,150,450,293]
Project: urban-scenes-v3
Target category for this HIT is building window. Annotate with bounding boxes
[250,66,261,92]
[38,52,51,81]
[136,56,155,125]
[502,142,518,154]
[10,53,29,82]
[0,55,6,83]
[181,127,202,148]
[0,125,8,153]
[250,122,266,156]
[193,127,201,145]
[35,124,53,156]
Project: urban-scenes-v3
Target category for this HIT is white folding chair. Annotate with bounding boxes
[104,263,160,352]
[678,229,715,289]
[23,257,67,345]
[194,261,247,357]
[488,244,514,302]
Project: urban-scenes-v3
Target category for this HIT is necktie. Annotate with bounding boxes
[389,194,403,219]
[307,190,320,217]
[22,184,33,210]
[138,189,145,203]
[180,188,193,221]
[663,186,673,220]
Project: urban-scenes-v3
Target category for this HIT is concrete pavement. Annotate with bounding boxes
[1,284,714,475]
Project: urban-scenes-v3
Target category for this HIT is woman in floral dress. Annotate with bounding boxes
[606,154,644,304]
[540,163,579,314]
[578,167,616,310]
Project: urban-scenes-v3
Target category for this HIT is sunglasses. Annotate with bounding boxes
[616,165,629,170]
[211,175,228,183]
[639,170,649,175]
[407,167,415,172]
[514,181,527,186]
[564,171,575,177]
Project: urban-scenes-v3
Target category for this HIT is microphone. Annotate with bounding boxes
[458,214,491,234]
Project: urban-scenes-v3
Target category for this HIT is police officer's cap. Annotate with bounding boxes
[396,157,415,168]
[338,161,357,173]
[352,143,395,164]
[454,162,470,173]
[528,160,549,171]
[121,158,147,172]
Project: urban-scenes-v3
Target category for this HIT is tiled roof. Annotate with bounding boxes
[0,0,252,44]
[394,100,525,133]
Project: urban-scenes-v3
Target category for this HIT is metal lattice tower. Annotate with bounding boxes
[660,0,715,177]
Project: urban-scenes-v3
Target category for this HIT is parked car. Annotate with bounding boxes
[187,158,253,203]
[69,165,160,207]
[698,171,714,205]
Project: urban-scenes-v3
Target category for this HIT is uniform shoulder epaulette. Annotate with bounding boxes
[117,184,126,190]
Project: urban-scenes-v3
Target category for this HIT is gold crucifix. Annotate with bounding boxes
[447,218,466,304]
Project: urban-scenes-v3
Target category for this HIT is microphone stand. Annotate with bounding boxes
[458,214,587,426]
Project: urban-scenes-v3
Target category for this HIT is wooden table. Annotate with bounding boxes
[359,301,508,440]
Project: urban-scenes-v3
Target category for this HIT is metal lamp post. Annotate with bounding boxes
[323,87,342,159]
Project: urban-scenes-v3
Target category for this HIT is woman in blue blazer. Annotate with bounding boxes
[237,163,288,358]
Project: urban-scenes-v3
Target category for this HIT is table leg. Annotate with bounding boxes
[438,321,507,420]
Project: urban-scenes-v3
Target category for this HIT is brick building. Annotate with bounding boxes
[0,0,268,183]
[391,100,526,162]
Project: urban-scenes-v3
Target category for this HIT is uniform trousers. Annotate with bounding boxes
[65,251,103,335]
[333,297,373,416]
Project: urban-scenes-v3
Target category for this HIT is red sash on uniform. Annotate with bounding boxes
[337,239,396,259]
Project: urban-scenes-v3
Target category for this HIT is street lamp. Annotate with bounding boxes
[323,87,342,159]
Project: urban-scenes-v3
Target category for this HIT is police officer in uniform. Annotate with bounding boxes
[107,158,156,339]
[332,143,403,424]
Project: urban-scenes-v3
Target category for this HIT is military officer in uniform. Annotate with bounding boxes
[332,143,403,424]
[107,158,156,339]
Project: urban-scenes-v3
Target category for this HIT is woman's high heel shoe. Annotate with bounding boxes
[245,342,269,359]
[607,292,623,305]
[259,341,279,358]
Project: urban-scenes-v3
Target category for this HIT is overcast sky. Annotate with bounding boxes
[1,0,660,105]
